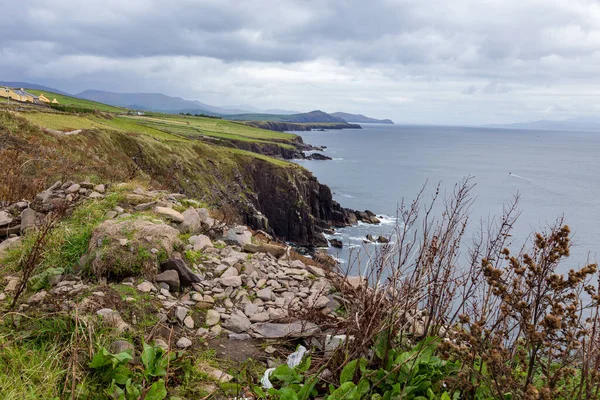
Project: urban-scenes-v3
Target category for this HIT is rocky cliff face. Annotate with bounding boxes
[243,121,362,132]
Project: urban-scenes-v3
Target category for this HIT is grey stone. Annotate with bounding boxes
[222,313,251,333]
[178,207,202,234]
[189,234,213,251]
[174,306,188,322]
[88,191,104,199]
[220,266,239,278]
[154,339,169,351]
[0,237,22,259]
[244,303,259,317]
[225,225,252,246]
[184,315,195,329]
[206,309,221,326]
[250,321,320,339]
[176,337,192,349]
[229,333,251,340]
[249,312,270,323]
[196,327,209,337]
[0,211,12,227]
[220,276,242,287]
[94,184,106,193]
[159,259,201,287]
[155,270,180,292]
[154,206,184,223]
[136,281,156,293]
[256,288,272,301]
[105,210,118,219]
[110,340,135,357]
[65,183,80,194]
[27,290,47,304]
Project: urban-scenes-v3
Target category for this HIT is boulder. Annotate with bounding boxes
[160,259,201,287]
[377,236,390,244]
[0,237,22,260]
[156,270,180,292]
[94,184,106,193]
[96,308,129,332]
[136,281,156,293]
[189,235,213,251]
[154,206,184,223]
[65,183,81,194]
[205,309,220,326]
[19,208,36,233]
[220,266,239,278]
[87,219,180,280]
[329,239,343,248]
[256,288,272,301]
[250,321,320,339]
[366,234,375,242]
[178,207,202,234]
[243,243,286,258]
[0,211,13,227]
[220,276,242,287]
[222,313,251,333]
[225,225,252,246]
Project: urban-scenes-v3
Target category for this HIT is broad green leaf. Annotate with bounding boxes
[328,382,357,400]
[357,378,370,397]
[297,373,320,400]
[277,387,300,400]
[145,379,167,400]
[340,359,358,384]
[297,355,312,373]
[440,392,452,400]
[141,342,156,371]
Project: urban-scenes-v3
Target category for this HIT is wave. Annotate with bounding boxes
[508,173,531,181]
[377,215,399,226]
[336,192,354,198]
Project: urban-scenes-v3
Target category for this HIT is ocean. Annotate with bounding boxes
[295,123,600,274]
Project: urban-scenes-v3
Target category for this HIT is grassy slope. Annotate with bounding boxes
[24,89,126,113]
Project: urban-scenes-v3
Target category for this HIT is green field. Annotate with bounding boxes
[24,89,126,113]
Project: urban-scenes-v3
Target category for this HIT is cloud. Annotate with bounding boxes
[1,0,600,124]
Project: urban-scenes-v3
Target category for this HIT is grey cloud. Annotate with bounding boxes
[2,0,600,124]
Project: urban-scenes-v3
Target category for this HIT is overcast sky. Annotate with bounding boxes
[2,0,600,124]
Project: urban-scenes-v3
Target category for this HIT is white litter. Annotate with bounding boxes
[261,345,309,388]
[261,367,275,389]
[287,345,308,368]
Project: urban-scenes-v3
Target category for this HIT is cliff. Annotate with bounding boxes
[243,121,361,132]
[0,110,365,247]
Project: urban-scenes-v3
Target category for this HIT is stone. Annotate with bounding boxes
[206,309,221,326]
[250,321,320,339]
[220,276,242,287]
[184,315,195,329]
[4,277,20,293]
[309,295,330,309]
[243,243,286,258]
[176,337,192,349]
[329,239,343,248]
[256,288,272,301]
[110,340,135,357]
[244,303,259,317]
[178,207,202,234]
[88,219,180,279]
[229,333,251,340]
[80,181,94,189]
[0,237,22,259]
[96,309,129,332]
[0,211,12,227]
[154,339,169,351]
[27,290,47,304]
[105,210,118,219]
[174,306,188,322]
[88,191,104,199]
[268,309,287,320]
[324,335,348,355]
[156,270,180,292]
[377,235,390,244]
[201,365,233,383]
[249,312,270,323]
[264,345,277,354]
[307,265,325,277]
[159,258,201,287]
[222,313,251,333]
[94,184,106,193]
[220,266,239,278]
[210,325,222,337]
[65,183,80,194]
[225,225,252,246]
[154,206,184,223]
[189,234,213,251]
[196,327,209,337]
[134,201,156,211]
[0,293,6,301]
[136,281,156,293]
[346,276,365,289]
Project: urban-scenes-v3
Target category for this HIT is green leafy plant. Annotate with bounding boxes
[89,342,175,400]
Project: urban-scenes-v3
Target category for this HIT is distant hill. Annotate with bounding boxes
[226,110,347,123]
[488,117,600,132]
[0,81,71,96]
[76,90,223,115]
[331,112,394,124]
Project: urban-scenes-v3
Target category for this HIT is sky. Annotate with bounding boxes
[2,0,600,125]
